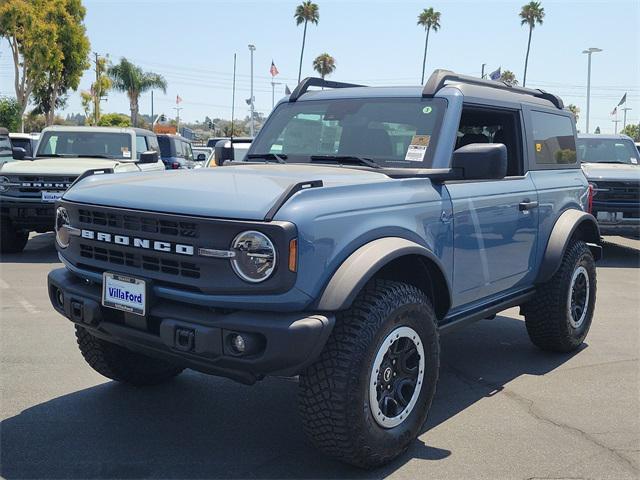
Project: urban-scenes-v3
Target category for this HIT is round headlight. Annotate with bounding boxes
[55,206,71,248]
[231,231,276,283]
[0,176,10,192]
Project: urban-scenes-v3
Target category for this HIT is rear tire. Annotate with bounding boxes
[75,326,184,386]
[0,220,28,254]
[298,280,440,468]
[523,240,596,352]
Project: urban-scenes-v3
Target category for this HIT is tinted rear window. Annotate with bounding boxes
[531,111,577,165]
[157,136,172,157]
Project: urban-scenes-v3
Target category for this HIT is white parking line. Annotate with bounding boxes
[16,296,40,315]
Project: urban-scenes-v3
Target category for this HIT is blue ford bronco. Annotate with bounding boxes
[48,70,602,468]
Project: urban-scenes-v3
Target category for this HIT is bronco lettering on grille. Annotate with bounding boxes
[80,229,194,256]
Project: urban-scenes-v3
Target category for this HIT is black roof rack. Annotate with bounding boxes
[289,77,365,102]
[422,69,564,109]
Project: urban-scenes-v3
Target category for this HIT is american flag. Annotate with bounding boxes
[176,95,183,104]
[270,61,279,77]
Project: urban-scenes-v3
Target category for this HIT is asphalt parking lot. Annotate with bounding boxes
[0,234,638,479]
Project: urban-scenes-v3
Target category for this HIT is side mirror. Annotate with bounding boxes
[12,147,26,160]
[138,150,159,164]
[452,143,507,180]
[196,153,206,161]
[214,140,234,166]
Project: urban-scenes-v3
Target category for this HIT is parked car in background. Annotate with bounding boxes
[0,126,164,253]
[192,147,213,167]
[635,142,640,155]
[205,138,252,167]
[157,134,195,169]
[0,128,11,166]
[577,134,640,237]
[10,133,40,159]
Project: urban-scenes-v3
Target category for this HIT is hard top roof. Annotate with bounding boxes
[41,125,155,135]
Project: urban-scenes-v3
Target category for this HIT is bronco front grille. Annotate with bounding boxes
[17,175,77,193]
[79,244,201,279]
[595,181,640,202]
[78,208,199,239]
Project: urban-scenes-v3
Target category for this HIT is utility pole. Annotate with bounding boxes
[620,107,632,130]
[151,91,154,132]
[271,80,282,110]
[248,44,256,137]
[93,52,101,125]
[612,118,621,134]
[173,106,182,134]
[582,47,602,134]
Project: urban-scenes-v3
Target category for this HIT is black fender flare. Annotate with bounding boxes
[536,209,601,284]
[316,237,452,312]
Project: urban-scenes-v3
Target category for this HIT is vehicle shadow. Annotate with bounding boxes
[0,315,581,479]
[0,232,59,264]
[598,240,640,268]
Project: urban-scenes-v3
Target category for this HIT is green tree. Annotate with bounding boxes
[620,124,640,141]
[108,57,167,127]
[0,97,22,131]
[31,0,90,126]
[312,53,336,80]
[500,70,519,87]
[519,1,545,87]
[97,113,131,127]
[417,7,441,84]
[0,0,60,128]
[294,1,319,83]
[567,104,580,124]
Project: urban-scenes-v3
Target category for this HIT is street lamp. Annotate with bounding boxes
[248,44,256,137]
[582,47,602,133]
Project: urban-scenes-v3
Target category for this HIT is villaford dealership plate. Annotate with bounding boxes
[102,272,146,316]
[41,191,64,203]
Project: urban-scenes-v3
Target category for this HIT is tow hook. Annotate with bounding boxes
[174,328,195,352]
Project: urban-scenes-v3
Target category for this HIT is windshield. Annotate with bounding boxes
[0,136,11,158]
[36,131,133,159]
[577,138,639,165]
[250,98,446,168]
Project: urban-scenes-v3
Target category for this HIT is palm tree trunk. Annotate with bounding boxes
[421,27,431,85]
[523,26,532,87]
[298,20,308,83]
[129,94,137,127]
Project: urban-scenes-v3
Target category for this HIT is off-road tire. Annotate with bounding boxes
[298,280,440,468]
[0,220,28,254]
[523,240,596,352]
[75,326,184,386]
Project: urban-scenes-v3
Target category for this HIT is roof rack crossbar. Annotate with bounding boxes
[288,77,365,102]
[422,69,564,109]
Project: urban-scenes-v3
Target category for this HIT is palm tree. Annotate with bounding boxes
[108,57,167,127]
[417,8,441,85]
[312,53,336,80]
[519,1,545,87]
[500,70,519,87]
[294,1,320,83]
[567,104,580,123]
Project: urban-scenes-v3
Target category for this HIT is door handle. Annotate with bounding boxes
[519,200,539,211]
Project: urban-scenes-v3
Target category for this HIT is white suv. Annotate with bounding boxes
[0,126,165,253]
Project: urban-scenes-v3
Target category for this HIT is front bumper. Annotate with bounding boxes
[48,268,335,384]
[0,197,55,231]
[593,209,640,236]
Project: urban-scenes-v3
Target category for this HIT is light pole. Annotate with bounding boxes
[248,44,256,137]
[582,47,602,133]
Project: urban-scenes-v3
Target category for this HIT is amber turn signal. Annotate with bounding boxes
[288,238,298,272]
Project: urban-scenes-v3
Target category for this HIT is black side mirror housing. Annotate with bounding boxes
[12,147,26,160]
[196,153,206,161]
[452,143,507,180]
[214,140,234,166]
[138,150,159,164]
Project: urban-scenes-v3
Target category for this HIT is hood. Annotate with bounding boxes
[63,164,391,220]
[0,157,129,175]
[581,162,640,182]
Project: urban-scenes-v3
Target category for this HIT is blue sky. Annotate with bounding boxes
[1,0,638,133]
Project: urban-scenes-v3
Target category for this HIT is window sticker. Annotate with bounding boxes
[535,143,542,153]
[405,135,430,162]
[122,147,131,158]
[422,106,433,114]
[631,157,638,165]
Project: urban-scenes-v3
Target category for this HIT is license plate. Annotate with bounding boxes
[42,191,64,203]
[102,272,146,316]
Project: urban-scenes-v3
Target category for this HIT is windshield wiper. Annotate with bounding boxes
[592,161,631,164]
[36,153,77,158]
[310,155,381,169]
[246,153,287,164]
[78,154,117,159]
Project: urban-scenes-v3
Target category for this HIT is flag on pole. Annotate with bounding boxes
[270,61,279,77]
[489,67,501,81]
[617,93,627,106]
[611,106,617,116]
[176,95,182,104]
[285,85,292,95]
